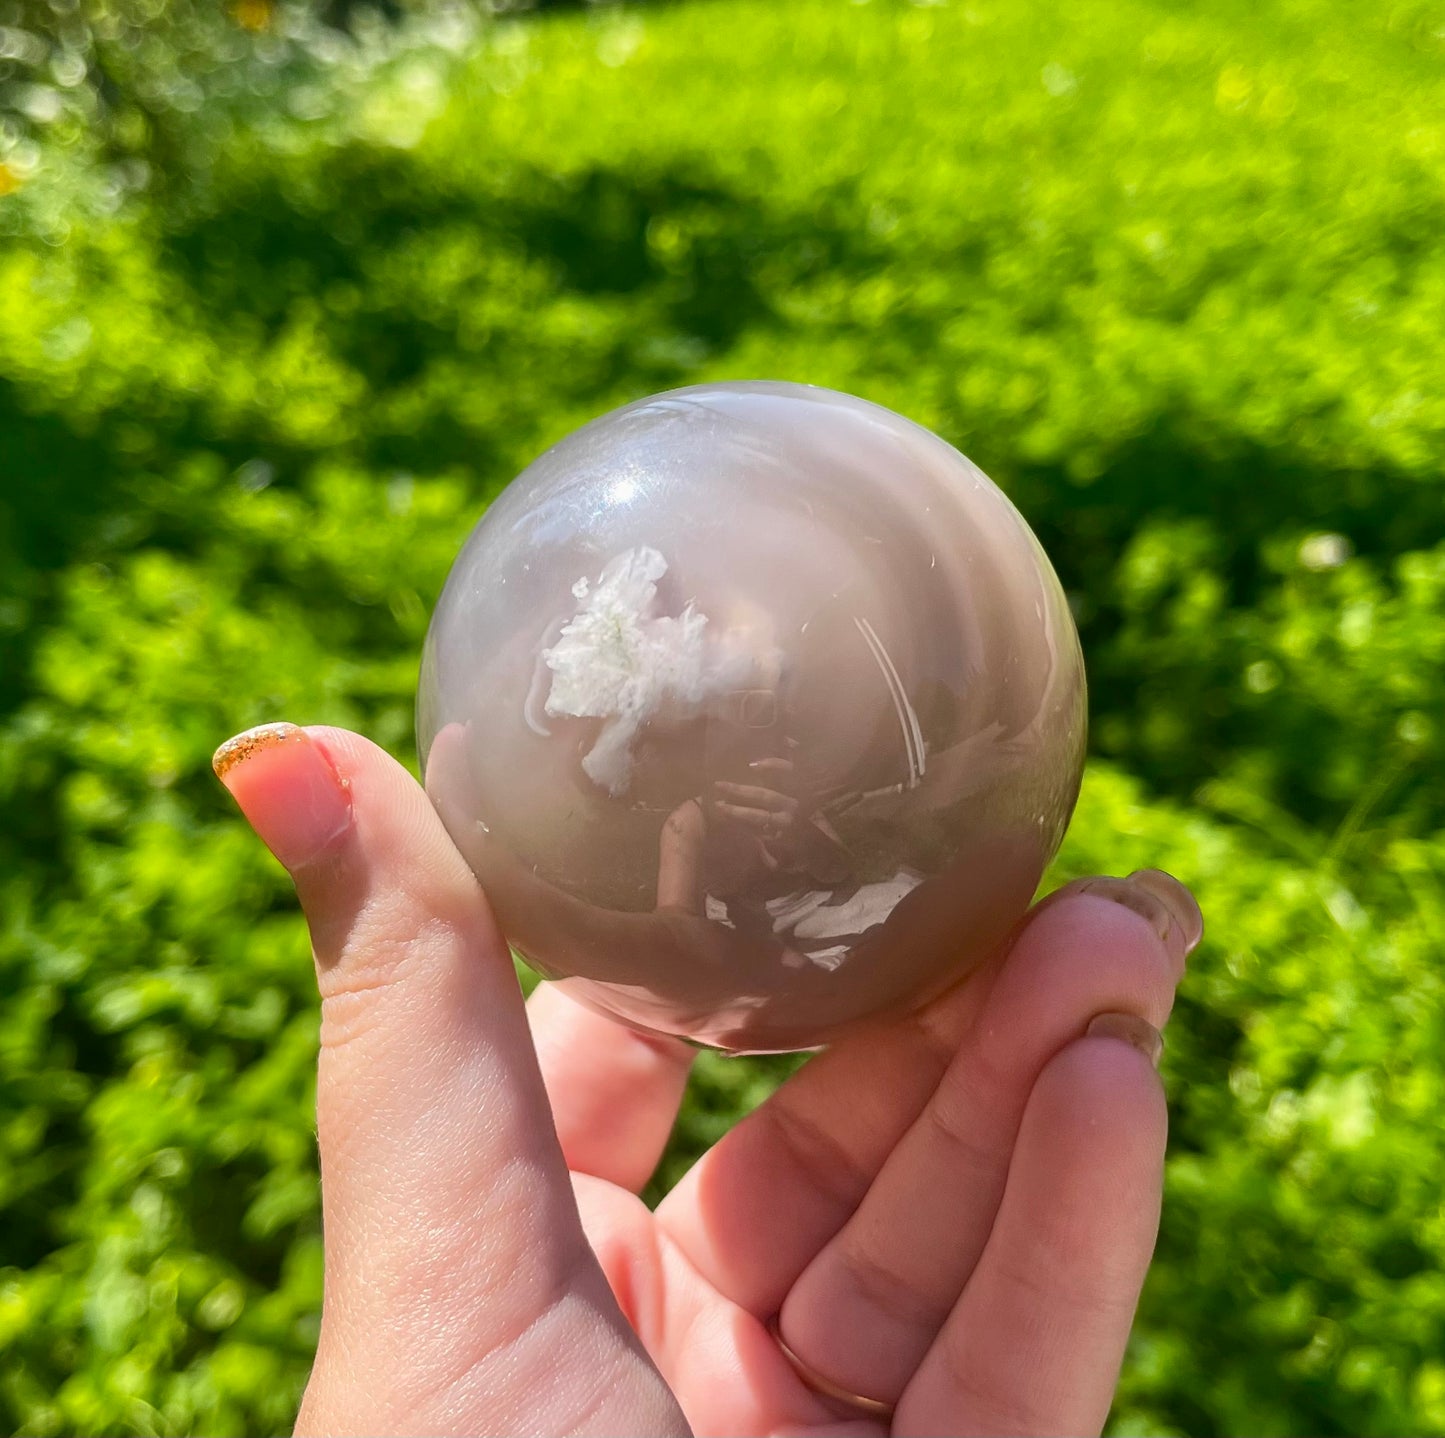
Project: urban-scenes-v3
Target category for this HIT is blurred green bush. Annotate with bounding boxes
[2,0,1443,1432]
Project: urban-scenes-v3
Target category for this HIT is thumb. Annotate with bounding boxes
[214,722,682,1437]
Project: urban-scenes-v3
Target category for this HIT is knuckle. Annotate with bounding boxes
[318,972,397,1050]
[838,1241,941,1333]
[927,1059,1015,1176]
[314,892,467,1044]
[764,1097,872,1213]
[934,1346,1064,1436]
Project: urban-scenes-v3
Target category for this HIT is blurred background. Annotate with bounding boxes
[2,0,1444,1432]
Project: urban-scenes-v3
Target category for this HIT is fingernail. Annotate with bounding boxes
[1077,876,1176,949]
[1128,869,1204,955]
[213,723,352,871]
[1086,1012,1164,1068]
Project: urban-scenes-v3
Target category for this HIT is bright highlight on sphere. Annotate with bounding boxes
[418,382,1086,1052]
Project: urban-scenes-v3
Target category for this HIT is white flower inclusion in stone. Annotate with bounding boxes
[540,546,773,796]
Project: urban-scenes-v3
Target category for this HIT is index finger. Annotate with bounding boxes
[529,983,694,1193]
[711,782,799,812]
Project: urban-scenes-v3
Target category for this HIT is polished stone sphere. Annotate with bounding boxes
[418,382,1086,1051]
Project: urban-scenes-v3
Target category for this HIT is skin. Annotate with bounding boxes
[214,722,1201,1438]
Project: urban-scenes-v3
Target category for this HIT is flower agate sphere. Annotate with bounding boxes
[417,382,1086,1052]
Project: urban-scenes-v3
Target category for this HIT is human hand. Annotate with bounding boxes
[707,758,851,881]
[656,760,804,909]
[215,722,1200,1437]
[711,756,800,846]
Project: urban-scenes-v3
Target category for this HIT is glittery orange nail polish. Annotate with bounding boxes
[214,723,352,871]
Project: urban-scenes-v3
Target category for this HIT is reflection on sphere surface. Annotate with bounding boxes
[418,382,1086,1051]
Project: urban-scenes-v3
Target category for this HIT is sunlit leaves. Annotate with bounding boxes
[3,0,1444,1433]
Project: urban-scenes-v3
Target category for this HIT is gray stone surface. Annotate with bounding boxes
[419,382,1086,1050]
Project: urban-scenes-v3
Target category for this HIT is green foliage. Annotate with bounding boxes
[2,0,1444,1432]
